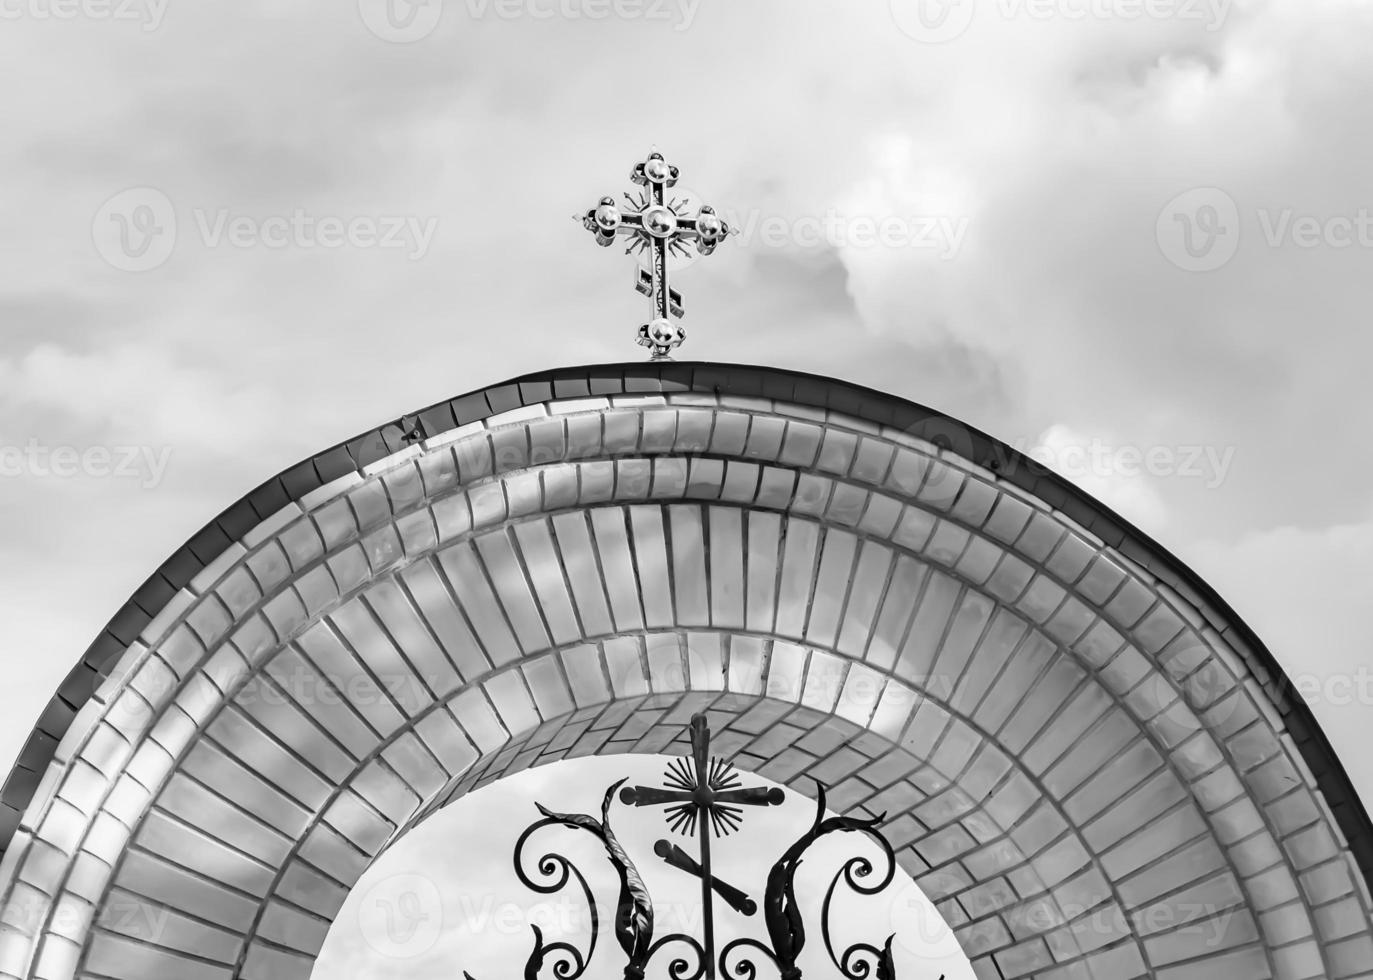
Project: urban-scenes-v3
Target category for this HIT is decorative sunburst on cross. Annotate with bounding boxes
[619,713,783,976]
[662,754,749,836]
[580,150,734,359]
[622,722,784,838]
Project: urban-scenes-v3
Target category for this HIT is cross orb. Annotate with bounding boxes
[581,150,734,359]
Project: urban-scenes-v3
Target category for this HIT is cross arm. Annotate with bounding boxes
[672,207,732,255]
[637,266,683,318]
[619,785,695,807]
[581,195,648,247]
[653,839,757,916]
[712,786,786,808]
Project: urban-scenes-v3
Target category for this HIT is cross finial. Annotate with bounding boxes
[581,151,734,359]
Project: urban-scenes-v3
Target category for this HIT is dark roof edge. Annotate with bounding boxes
[5,361,1367,886]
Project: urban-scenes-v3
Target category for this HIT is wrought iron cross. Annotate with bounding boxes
[489,711,937,980]
[620,713,783,978]
[580,150,733,359]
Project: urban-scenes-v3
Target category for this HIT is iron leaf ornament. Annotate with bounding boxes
[535,780,655,972]
[470,713,945,980]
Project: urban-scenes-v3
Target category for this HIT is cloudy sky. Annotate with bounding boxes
[1,0,1371,971]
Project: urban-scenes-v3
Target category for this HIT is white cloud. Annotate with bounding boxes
[1029,423,1171,531]
[0,343,280,452]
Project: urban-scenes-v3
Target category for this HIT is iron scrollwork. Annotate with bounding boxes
[469,713,945,980]
[506,777,706,980]
[508,796,601,979]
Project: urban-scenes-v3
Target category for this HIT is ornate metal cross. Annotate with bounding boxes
[475,711,946,980]
[619,713,784,978]
[580,150,733,359]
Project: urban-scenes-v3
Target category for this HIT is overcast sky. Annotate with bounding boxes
[2,0,1371,972]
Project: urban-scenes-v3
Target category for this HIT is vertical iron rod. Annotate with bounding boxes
[699,814,716,979]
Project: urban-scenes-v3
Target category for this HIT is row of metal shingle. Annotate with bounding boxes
[2,359,1367,896]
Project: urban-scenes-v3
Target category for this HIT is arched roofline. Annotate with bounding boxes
[6,359,1367,888]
